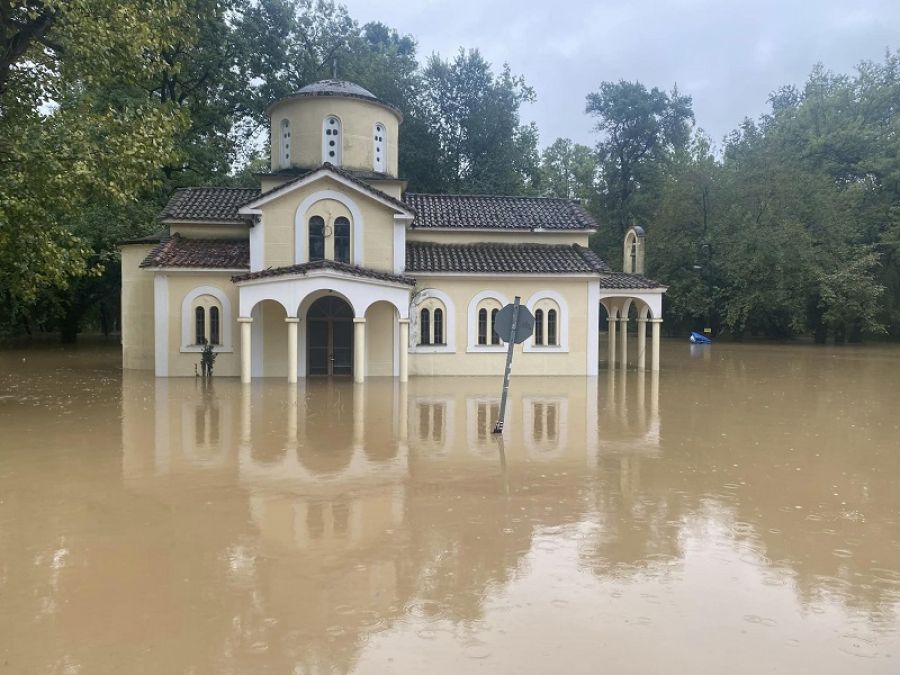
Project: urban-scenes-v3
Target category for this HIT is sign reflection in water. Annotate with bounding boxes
[1,343,898,673]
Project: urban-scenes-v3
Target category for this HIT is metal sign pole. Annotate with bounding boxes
[493,296,520,434]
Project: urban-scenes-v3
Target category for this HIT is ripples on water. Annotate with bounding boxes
[0,341,898,673]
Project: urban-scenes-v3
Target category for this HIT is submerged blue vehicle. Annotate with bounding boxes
[690,331,712,344]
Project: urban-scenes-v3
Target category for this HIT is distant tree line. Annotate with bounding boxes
[1,0,897,342]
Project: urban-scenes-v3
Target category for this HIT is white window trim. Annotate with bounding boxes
[523,290,569,353]
[410,288,456,353]
[180,286,234,353]
[294,190,364,266]
[322,114,342,165]
[280,118,291,169]
[466,290,509,353]
[373,122,386,173]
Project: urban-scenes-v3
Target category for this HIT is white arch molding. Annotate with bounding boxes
[410,288,457,353]
[523,289,570,353]
[180,285,233,353]
[466,290,509,353]
[294,190,365,266]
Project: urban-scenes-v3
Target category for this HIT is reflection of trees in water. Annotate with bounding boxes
[580,456,688,576]
[401,476,588,624]
[650,352,900,622]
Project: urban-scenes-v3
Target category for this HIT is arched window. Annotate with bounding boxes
[471,295,505,349]
[323,115,342,165]
[547,309,558,346]
[528,296,564,350]
[373,123,386,172]
[413,292,451,349]
[478,308,488,345]
[490,308,500,345]
[334,216,350,263]
[309,215,325,261]
[419,308,431,345]
[280,118,291,169]
[534,309,544,346]
[209,306,220,345]
[195,306,206,344]
[433,308,443,345]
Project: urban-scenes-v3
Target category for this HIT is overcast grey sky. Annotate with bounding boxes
[340,0,899,149]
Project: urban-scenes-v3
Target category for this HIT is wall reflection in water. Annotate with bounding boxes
[4,345,897,673]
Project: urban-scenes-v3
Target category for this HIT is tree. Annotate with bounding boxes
[539,138,597,200]
[416,49,538,194]
[585,80,694,267]
[0,0,190,334]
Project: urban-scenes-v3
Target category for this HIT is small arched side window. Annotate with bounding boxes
[433,308,443,345]
[309,216,325,261]
[209,306,220,345]
[280,118,291,168]
[420,308,431,345]
[334,216,351,263]
[547,309,558,346]
[323,115,342,165]
[478,308,488,345]
[490,308,500,345]
[534,309,544,346]
[195,306,206,345]
[373,123,386,172]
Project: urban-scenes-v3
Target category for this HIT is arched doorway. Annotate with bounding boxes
[306,296,354,376]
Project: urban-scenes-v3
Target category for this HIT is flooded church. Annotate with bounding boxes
[120,80,666,380]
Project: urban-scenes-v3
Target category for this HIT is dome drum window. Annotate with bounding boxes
[373,123,386,172]
[322,115,342,165]
[280,118,291,168]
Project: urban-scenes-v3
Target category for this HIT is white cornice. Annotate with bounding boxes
[233,267,414,290]
[238,168,415,217]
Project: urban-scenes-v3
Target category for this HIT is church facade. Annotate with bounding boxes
[120,80,666,382]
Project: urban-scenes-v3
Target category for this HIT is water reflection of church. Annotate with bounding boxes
[119,373,662,670]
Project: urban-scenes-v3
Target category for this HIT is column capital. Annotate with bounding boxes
[237,316,253,324]
[637,317,648,323]
[398,318,410,325]
[607,316,617,324]
[649,318,664,323]
[619,316,629,322]
[353,317,366,324]
[285,316,300,324]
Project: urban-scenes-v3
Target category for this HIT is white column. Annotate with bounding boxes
[636,318,647,371]
[651,318,662,371]
[353,318,366,384]
[607,316,617,370]
[239,317,253,384]
[619,316,629,370]
[286,317,299,383]
[399,319,409,383]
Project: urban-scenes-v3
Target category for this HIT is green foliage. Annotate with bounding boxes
[415,49,538,194]
[538,138,597,201]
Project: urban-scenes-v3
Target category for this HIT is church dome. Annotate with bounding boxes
[266,79,402,119]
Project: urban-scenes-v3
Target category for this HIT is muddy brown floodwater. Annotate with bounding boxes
[0,342,899,673]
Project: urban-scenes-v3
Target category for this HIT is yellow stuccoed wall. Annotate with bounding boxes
[164,273,242,377]
[268,97,400,176]
[258,176,397,271]
[365,301,395,377]
[409,277,592,377]
[121,245,157,370]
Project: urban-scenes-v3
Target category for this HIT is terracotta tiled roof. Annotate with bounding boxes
[596,272,665,289]
[232,259,416,286]
[140,234,250,269]
[406,242,611,275]
[403,193,597,231]
[159,187,259,223]
[242,163,413,214]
